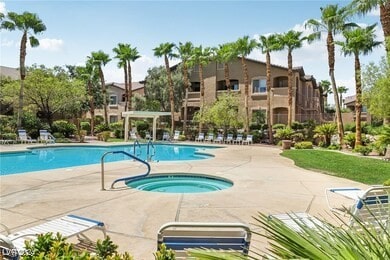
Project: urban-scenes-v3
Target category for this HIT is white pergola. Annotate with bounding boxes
[122,111,171,142]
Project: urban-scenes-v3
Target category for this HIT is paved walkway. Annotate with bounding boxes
[0,142,367,259]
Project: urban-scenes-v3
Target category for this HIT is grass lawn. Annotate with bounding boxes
[281,149,390,185]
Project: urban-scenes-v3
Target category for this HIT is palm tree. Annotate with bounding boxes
[113,43,140,112]
[258,34,282,144]
[153,43,177,134]
[176,42,194,135]
[234,36,258,132]
[89,51,111,126]
[336,24,381,146]
[188,45,213,131]
[0,11,46,128]
[213,42,237,91]
[306,4,354,147]
[278,30,318,127]
[350,0,390,57]
[319,79,332,109]
[337,85,348,109]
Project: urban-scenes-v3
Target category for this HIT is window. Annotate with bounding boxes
[274,77,288,88]
[109,95,118,106]
[217,63,224,70]
[217,79,239,91]
[231,80,239,91]
[190,82,200,92]
[109,115,118,123]
[252,79,266,94]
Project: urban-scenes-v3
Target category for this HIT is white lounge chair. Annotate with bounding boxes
[17,130,36,144]
[39,130,55,144]
[129,131,138,140]
[271,186,390,232]
[225,133,234,144]
[0,215,106,255]
[173,130,180,141]
[242,135,253,145]
[205,133,214,143]
[195,133,204,142]
[214,134,224,144]
[233,134,243,145]
[157,222,251,257]
[145,132,151,140]
[162,132,170,141]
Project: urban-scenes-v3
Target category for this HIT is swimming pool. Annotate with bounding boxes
[0,144,216,176]
[126,173,233,193]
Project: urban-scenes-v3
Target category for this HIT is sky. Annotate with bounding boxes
[0,0,385,103]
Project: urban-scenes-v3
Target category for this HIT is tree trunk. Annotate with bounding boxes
[17,31,28,128]
[287,50,293,127]
[266,51,273,144]
[124,63,129,111]
[354,53,362,147]
[224,63,231,92]
[241,57,249,133]
[88,80,95,136]
[99,67,108,126]
[199,64,205,131]
[182,62,189,135]
[380,3,390,57]
[327,31,344,147]
[128,62,133,111]
[165,55,175,135]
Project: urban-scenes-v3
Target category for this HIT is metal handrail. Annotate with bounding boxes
[146,139,155,162]
[100,151,151,190]
[133,140,141,156]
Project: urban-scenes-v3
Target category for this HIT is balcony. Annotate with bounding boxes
[187,92,200,100]
[272,87,288,96]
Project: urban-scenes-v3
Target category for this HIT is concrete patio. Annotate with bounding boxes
[0,143,368,259]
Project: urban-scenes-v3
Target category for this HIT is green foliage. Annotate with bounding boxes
[372,141,387,156]
[80,121,91,133]
[353,145,373,156]
[110,121,123,138]
[294,141,313,149]
[378,126,390,147]
[95,123,110,133]
[272,123,286,130]
[101,131,111,142]
[328,144,341,150]
[251,110,266,126]
[1,132,17,140]
[96,236,118,258]
[314,123,337,147]
[384,179,390,186]
[281,150,390,184]
[274,127,294,140]
[52,120,77,138]
[291,121,304,130]
[344,132,356,148]
[154,244,176,260]
[344,123,356,132]
[136,120,150,132]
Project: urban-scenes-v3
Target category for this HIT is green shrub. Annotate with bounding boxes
[294,141,313,149]
[291,121,304,130]
[136,120,150,133]
[344,123,356,132]
[101,131,111,142]
[372,141,386,156]
[272,123,286,130]
[274,127,294,140]
[353,145,373,156]
[314,123,337,147]
[95,123,110,133]
[1,132,17,140]
[383,179,390,186]
[327,144,340,150]
[344,132,356,149]
[179,134,186,141]
[52,120,76,138]
[154,244,175,260]
[53,132,64,138]
[80,121,91,133]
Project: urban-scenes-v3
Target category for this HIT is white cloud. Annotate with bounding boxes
[0,2,7,14]
[1,39,15,47]
[368,7,380,17]
[36,38,64,52]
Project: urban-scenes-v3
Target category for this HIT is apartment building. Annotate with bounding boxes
[93,82,145,123]
[184,57,323,125]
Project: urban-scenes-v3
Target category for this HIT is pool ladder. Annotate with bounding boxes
[100,151,151,190]
[133,140,141,156]
[147,140,155,162]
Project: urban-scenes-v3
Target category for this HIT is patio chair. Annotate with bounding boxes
[173,130,180,141]
[129,131,138,140]
[195,133,204,142]
[233,134,243,145]
[242,135,253,145]
[162,132,170,141]
[205,133,214,143]
[0,214,106,256]
[145,131,152,140]
[157,222,251,257]
[17,129,36,144]
[214,133,224,144]
[39,130,55,144]
[270,186,390,232]
[225,133,234,144]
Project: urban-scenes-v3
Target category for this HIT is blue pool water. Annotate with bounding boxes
[126,173,233,193]
[0,144,215,176]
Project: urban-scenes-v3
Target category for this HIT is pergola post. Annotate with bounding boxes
[124,115,129,142]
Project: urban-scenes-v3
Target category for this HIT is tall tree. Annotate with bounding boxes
[154,43,177,134]
[0,11,46,128]
[188,45,213,131]
[306,4,354,147]
[319,79,332,109]
[89,51,111,126]
[278,30,318,127]
[113,43,140,112]
[257,34,282,144]
[176,42,194,135]
[234,36,257,132]
[213,42,237,91]
[350,0,390,58]
[336,24,381,146]
[337,85,348,108]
